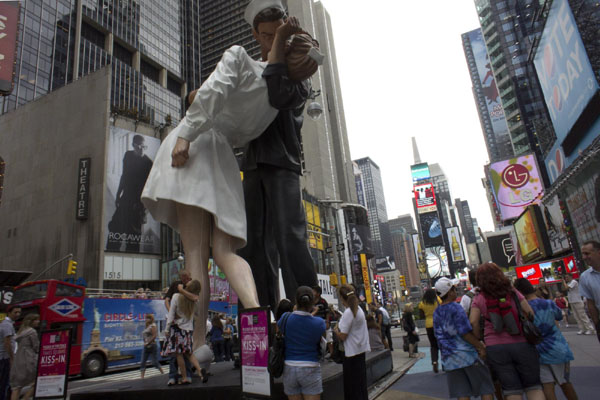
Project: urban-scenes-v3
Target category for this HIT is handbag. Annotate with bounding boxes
[268,312,291,378]
[331,332,345,364]
[512,292,543,345]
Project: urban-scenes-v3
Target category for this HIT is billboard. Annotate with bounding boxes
[412,234,423,263]
[304,200,324,251]
[0,2,20,95]
[414,182,437,214]
[466,28,510,144]
[105,128,161,254]
[375,256,395,273]
[348,223,371,255]
[534,0,599,155]
[487,233,517,269]
[541,195,571,255]
[419,211,444,247]
[411,163,430,184]
[565,164,600,245]
[488,154,544,221]
[514,205,551,263]
[446,227,465,262]
[515,255,579,285]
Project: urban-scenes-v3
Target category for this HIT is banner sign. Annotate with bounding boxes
[466,28,510,143]
[446,227,465,262]
[541,195,571,255]
[0,2,20,96]
[488,154,544,221]
[414,183,437,214]
[35,329,71,399]
[0,286,13,314]
[533,0,599,152]
[76,158,91,220]
[239,308,271,398]
[317,273,336,305]
[104,128,160,254]
[361,254,372,304]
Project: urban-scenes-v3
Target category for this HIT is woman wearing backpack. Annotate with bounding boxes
[470,263,544,400]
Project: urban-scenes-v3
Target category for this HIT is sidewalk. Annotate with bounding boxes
[368,327,425,399]
[377,325,600,399]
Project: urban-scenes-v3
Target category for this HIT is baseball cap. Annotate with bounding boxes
[435,277,460,297]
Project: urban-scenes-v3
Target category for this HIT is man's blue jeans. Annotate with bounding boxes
[168,354,192,380]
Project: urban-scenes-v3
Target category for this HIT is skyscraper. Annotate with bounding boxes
[354,157,391,259]
[388,217,420,287]
[1,0,183,125]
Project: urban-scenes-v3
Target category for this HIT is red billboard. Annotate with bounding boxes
[414,182,437,213]
[515,255,578,286]
[0,1,20,96]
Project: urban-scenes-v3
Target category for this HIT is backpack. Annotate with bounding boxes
[484,294,521,335]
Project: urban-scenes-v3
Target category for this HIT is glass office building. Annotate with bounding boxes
[1,0,183,125]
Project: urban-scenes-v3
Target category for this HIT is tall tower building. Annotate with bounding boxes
[455,199,477,244]
[462,28,514,163]
[1,0,184,125]
[354,157,391,259]
[388,218,420,287]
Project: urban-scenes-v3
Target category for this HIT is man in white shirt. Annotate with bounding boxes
[1,306,21,400]
[563,274,595,334]
[579,241,600,342]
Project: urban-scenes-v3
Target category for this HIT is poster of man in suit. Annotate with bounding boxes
[104,127,160,254]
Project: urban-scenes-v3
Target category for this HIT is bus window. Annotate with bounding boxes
[13,283,48,303]
[50,322,79,345]
[55,283,84,297]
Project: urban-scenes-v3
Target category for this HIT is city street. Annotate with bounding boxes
[375,325,600,399]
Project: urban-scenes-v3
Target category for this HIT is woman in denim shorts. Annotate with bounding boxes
[470,263,545,400]
[278,286,326,399]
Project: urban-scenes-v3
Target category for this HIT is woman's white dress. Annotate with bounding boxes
[141,46,277,247]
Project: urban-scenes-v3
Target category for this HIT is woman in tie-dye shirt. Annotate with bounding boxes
[514,278,578,400]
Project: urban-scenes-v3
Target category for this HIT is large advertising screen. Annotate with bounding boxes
[419,211,444,247]
[446,227,465,262]
[534,0,599,153]
[414,183,437,214]
[411,163,430,184]
[105,128,161,254]
[487,233,517,269]
[515,255,578,285]
[0,2,20,95]
[466,28,510,144]
[514,205,551,263]
[375,256,395,273]
[488,154,544,221]
[541,195,571,255]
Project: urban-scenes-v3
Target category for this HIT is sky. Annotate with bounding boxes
[318,0,496,232]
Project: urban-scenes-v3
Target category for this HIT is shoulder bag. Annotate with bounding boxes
[268,312,291,378]
[512,292,543,345]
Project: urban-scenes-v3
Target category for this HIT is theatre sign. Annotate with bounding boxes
[0,1,20,96]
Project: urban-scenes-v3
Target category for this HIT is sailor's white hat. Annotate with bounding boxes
[244,0,288,27]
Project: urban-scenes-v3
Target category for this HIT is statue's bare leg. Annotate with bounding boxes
[212,225,260,309]
[176,203,210,350]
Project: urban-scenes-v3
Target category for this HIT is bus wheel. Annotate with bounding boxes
[82,353,105,378]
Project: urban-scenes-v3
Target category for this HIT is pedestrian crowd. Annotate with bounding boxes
[424,239,600,400]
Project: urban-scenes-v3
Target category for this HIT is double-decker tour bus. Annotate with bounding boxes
[12,279,167,378]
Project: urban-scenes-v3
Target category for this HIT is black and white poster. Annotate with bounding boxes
[541,195,571,255]
[488,233,517,269]
[104,127,160,254]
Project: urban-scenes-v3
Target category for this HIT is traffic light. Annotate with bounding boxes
[67,260,78,275]
[399,275,406,288]
[329,273,339,287]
